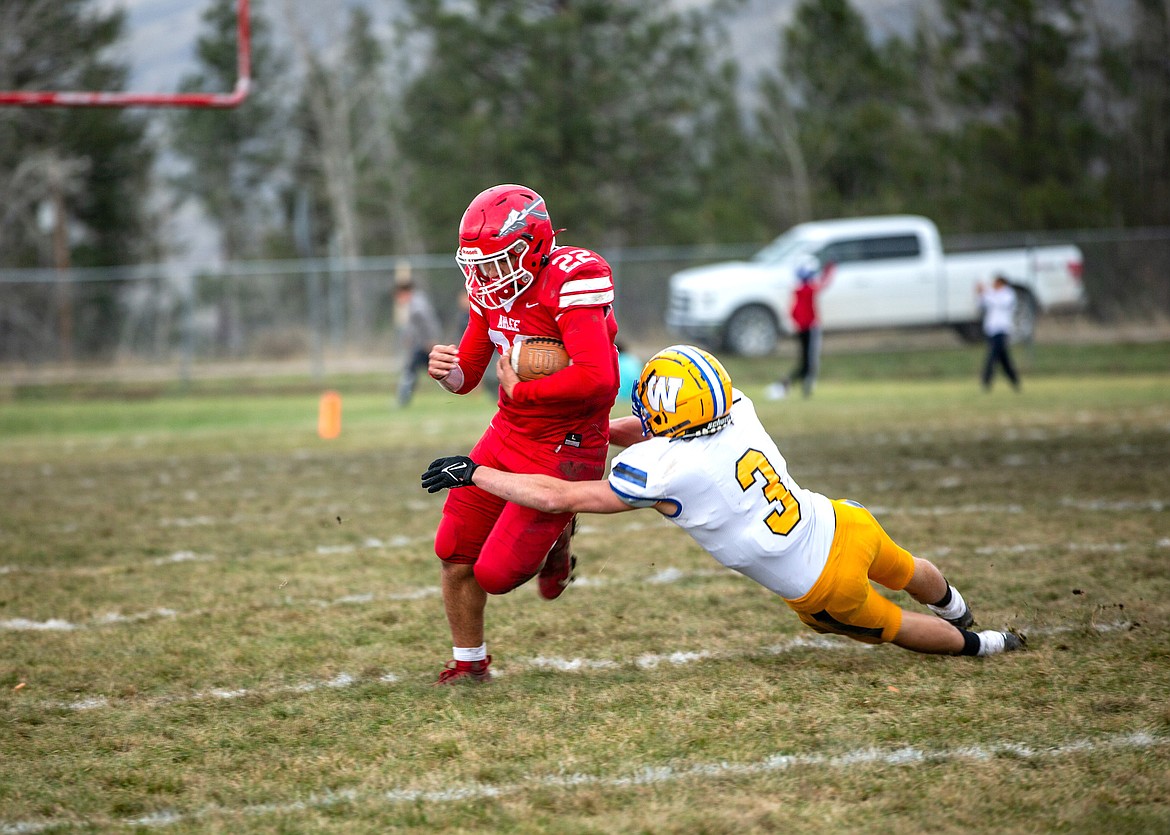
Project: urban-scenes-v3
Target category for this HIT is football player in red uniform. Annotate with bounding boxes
[426,184,620,684]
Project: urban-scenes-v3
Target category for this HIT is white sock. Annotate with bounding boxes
[453,644,487,663]
[928,585,968,621]
[976,630,1006,657]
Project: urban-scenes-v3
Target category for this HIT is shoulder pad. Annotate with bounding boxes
[537,247,614,310]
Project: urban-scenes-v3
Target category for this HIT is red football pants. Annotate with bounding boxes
[434,422,607,594]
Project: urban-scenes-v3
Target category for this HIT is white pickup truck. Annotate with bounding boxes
[665,215,1085,356]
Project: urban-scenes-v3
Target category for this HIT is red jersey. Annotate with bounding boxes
[452,245,620,449]
[789,263,835,331]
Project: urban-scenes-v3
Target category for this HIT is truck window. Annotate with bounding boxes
[817,240,864,264]
[818,234,922,264]
[752,231,808,264]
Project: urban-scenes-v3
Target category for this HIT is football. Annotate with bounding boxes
[511,336,571,381]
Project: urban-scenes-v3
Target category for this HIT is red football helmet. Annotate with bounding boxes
[455,184,556,310]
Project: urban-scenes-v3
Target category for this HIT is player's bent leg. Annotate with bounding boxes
[901,558,974,628]
[892,610,966,654]
[440,561,486,648]
[902,558,975,628]
[787,501,900,643]
[895,611,1026,657]
[431,429,523,683]
[435,561,492,685]
[796,609,886,644]
[901,557,946,603]
[790,573,904,646]
[434,502,498,684]
[860,506,976,630]
[475,501,574,595]
[474,559,534,596]
[537,516,577,601]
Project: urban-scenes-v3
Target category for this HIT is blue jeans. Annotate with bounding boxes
[981,333,1019,389]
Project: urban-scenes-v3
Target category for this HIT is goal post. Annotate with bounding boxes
[0,0,252,109]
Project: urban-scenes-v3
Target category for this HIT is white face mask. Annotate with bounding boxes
[455,241,533,310]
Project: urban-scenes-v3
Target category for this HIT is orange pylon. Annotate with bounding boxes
[318,390,342,439]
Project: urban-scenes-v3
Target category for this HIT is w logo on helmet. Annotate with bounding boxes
[644,375,684,414]
[498,198,549,237]
[636,345,734,439]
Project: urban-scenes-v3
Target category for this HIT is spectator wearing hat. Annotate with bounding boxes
[393,261,443,407]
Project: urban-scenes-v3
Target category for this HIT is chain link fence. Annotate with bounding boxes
[1,229,1167,380]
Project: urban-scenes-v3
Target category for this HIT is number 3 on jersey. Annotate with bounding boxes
[735,448,801,536]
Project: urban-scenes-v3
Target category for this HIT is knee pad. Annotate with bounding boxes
[473,560,531,596]
[434,514,475,565]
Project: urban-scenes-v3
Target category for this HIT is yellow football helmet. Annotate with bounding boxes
[633,344,733,439]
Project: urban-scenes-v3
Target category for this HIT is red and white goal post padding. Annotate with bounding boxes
[0,0,251,109]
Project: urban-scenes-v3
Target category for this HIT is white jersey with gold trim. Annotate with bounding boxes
[608,390,835,600]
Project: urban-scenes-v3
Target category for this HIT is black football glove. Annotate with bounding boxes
[421,456,478,493]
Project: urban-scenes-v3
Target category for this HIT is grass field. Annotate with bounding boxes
[2,340,1169,833]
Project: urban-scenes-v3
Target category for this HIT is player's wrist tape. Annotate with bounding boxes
[436,365,464,392]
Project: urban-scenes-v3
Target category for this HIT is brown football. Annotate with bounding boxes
[511,336,571,381]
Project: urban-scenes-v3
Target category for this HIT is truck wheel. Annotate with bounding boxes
[724,305,778,357]
[1012,287,1038,345]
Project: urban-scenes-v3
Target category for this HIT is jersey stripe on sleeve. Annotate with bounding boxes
[560,276,614,308]
[611,461,648,488]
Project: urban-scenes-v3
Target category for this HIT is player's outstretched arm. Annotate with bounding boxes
[474,467,630,515]
[421,456,632,515]
[608,416,648,449]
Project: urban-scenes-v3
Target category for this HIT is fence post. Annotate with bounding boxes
[179,268,195,389]
[328,254,345,353]
[307,265,325,381]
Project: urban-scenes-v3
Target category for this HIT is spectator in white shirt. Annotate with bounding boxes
[977,274,1021,392]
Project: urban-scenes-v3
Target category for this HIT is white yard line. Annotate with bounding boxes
[4,531,1163,631]
[42,672,399,713]
[0,585,445,632]
[17,621,1132,714]
[3,501,1165,579]
[0,533,434,578]
[1,730,1162,833]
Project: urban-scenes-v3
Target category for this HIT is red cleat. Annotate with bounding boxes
[537,519,577,600]
[435,656,492,685]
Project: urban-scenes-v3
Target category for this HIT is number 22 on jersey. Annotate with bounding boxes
[735,448,802,535]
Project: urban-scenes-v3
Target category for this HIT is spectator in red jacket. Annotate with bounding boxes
[767,256,835,399]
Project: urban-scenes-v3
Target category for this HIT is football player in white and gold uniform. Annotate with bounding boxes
[423,345,1024,658]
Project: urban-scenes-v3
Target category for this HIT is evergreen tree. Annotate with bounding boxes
[285,5,418,259]
[169,0,289,260]
[759,0,930,221]
[937,0,1109,230]
[0,0,155,361]
[1096,0,1170,226]
[284,4,411,338]
[691,60,779,243]
[395,0,756,249]
[168,0,289,357]
[0,0,153,269]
